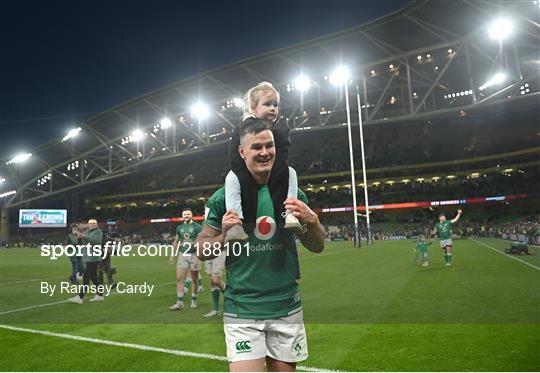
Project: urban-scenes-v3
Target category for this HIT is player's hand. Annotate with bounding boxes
[222,209,243,234]
[457,209,463,214]
[169,256,175,264]
[284,198,319,226]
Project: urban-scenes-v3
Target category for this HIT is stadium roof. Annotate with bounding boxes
[1,0,539,207]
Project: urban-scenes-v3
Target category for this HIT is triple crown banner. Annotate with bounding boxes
[19,209,67,228]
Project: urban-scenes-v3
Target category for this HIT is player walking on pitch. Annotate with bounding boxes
[414,235,432,267]
[197,118,325,371]
[433,209,462,266]
[169,208,202,311]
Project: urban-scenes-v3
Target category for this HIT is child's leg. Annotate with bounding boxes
[284,167,303,232]
[287,167,298,199]
[225,170,244,220]
[224,171,248,242]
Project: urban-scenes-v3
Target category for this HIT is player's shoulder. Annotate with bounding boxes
[207,186,225,206]
[297,188,308,204]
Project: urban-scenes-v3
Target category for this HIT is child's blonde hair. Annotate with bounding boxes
[242,82,280,120]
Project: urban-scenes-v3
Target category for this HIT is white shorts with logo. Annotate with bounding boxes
[177,252,200,271]
[205,250,226,276]
[439,238,452,248]
[223,310,308,363]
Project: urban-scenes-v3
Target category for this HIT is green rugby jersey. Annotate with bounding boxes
[82,228,103,262]
[175,221,202,254]
[67,233,78,246]
[205,185,307,319]
[416,241,431,252]
[510,241,527,250]
[435,221,453,240]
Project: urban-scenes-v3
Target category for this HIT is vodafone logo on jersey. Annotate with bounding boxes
[254,216,276,241]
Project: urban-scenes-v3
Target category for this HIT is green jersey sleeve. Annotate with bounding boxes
[297,189,308,205]
[204,187,226,231]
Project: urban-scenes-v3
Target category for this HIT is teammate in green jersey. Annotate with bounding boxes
[169,208,202,311]
[414,235,432,267]
[433,209,462,266]
[196,119,325,371]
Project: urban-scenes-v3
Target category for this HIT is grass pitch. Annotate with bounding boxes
[1,238,539,371]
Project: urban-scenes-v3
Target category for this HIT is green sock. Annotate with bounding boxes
[184,279,192,291]
[447,254,452,264]
[177,293,184,303]
[191,294,197,301]
[212,289,220,311]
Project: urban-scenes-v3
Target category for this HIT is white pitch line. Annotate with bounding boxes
[468,238,540,271]
[0,299,69,315]
[0,324,341,372]
[1,277,65,285]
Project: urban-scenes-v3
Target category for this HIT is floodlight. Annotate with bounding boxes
[479,72,506,90]
[488,19,513,40]
[0,190,16,198]
[191,102,210,120]
[233,97,244,108]
[131,129,144,142]
[10,153,32,164]
[62,127,82,142]
[160,117,172,129]
[294,75,311,92]
[329,66,350,86]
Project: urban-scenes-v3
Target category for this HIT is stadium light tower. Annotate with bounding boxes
[294,74,311,118]
[330,65,360,247]
[160,117,172,129]
[233,97,244,108]
[7,152,32,165]
[131,129,144,142]
[488,18,513,40]
[191,101,210,138]
[62,127,82,142]
[0,190,16,198]
[294,75,311,92]
[479,72,507,90]
[329,66,350,86]
[191,102,210,120]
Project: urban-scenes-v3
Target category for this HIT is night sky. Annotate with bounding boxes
[0,0,410,158]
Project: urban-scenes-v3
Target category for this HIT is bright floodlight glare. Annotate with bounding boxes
[191,102,210,120]
[488,18,513,40]
[160,117,172,129]
[0,190,16,198]
[62,127,82,142]
[11,152,32,164]
[479,72,506,90]
[131,129,144,142]
[294,75,311,92]
[233,97,244,108]
[0,177,5,183]
[330,66,350,86]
